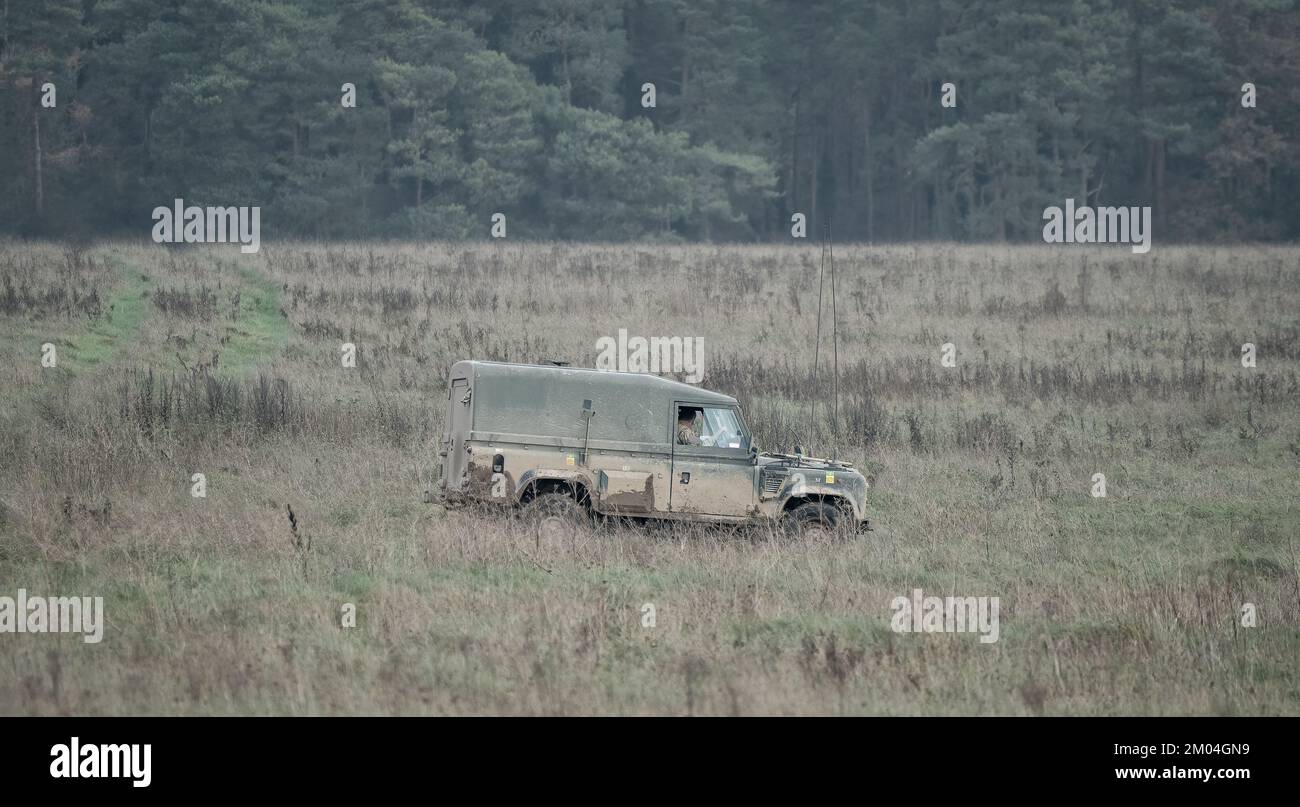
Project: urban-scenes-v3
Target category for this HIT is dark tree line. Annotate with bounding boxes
[2,0,1298,242]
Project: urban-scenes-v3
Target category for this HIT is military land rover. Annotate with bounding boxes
[438,360,870,539]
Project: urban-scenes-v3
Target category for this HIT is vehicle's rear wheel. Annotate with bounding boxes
[522,492,590,550]
[783,501,852,541]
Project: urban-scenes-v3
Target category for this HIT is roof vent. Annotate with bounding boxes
[545,359,571,367]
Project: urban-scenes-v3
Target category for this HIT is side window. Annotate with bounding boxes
[676,405,749,450]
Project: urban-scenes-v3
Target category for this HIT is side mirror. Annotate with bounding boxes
[749,445,759,465]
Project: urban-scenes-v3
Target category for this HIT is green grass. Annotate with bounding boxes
[60,261,152,371]
[220,265,292,374]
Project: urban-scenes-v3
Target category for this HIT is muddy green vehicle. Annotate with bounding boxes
[438,360,871,539]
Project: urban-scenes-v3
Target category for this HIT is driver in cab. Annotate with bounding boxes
[676,407,703,446]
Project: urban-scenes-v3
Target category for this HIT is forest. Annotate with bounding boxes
[2,0,1298,242]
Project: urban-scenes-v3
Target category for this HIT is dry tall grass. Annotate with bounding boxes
[1,240,1297,714]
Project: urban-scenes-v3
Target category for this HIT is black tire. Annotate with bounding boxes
[783,501,852,541]
[521,492,589,549]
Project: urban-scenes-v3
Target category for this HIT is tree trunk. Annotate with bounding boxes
[33,81,44,221]
[790,89,801,217]
[809,134,818,229]
[864,101,874,242]
[679,16,690,124]
[996,185,1006,241]
[1155,137,1166,234]
[909,184,917,240]
[562,48,572,105]
[1143,138,1155,207]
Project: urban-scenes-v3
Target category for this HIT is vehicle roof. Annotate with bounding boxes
[451,360,737,406]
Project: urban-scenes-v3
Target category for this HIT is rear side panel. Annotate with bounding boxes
[440,362,744,520]
[596,469,656,514]
[441,366,474,493]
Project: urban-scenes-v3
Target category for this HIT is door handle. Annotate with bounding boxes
[680,472,690,484]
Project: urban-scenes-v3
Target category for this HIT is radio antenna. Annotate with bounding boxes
[808,223,828,456]
[806,221,841,459]
[829,221,839,459]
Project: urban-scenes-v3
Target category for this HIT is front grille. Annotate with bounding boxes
[761,470,787,496]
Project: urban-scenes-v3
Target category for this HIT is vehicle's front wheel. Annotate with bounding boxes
[783,501,852,541]
[521,492,590,550]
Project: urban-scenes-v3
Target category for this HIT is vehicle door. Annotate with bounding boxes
[669,403,755,517]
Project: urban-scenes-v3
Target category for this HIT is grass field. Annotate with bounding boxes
[1,240,1298,715]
